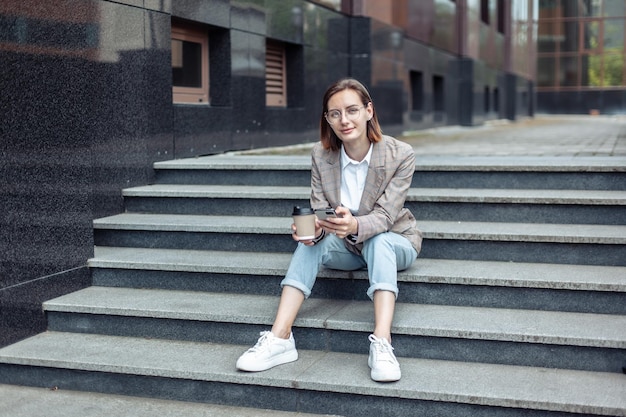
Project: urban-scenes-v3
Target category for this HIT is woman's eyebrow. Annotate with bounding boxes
[327,104,360,111]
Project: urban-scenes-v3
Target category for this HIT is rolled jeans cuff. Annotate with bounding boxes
[367,283,399,301]
[280,278,312,299]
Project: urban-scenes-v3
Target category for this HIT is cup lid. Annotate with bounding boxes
[292,206,314,215]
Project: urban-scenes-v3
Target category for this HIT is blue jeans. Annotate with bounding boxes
[280,232,418,300]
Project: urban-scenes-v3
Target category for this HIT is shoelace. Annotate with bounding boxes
[369,334,396,362]
[247,331,274,353]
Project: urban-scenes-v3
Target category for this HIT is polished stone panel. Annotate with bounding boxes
[172,0,229,28]
[174,106,233,156]
[265,0,305,42]
[230,1,267,34]
[0,268,90,347]
[304,3,346,50]
[1,0,173,347]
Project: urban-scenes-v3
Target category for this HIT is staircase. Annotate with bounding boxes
[1,154,625,416]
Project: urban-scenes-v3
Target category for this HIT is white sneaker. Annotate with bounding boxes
[368,334,401,382]
[236,331,298,372]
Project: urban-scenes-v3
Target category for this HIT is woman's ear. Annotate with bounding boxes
[366,102,374,120]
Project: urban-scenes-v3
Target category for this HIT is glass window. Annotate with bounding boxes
[538,20,560,52]
[172,25,209,104]
[586,52,626,86]
[581,54,595,86]
[481,0,489,24]
[432,0,457,52]
[561,20,579,52]
[584,53,603,86]
[497,0,505,33]
[537,39,557,54]
[582,20,601,52]
[604,0,626,17]
[603,52,625,85]
[538,0,565,52]
[537,56,557,87]
[172,39,202,87]
[559,55,579,86]
[562,0,588,18]
[589,0,602,17]
[537,0,626,90]
[604,19,624,49]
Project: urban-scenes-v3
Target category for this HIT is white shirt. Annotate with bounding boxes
[340,143,373,213]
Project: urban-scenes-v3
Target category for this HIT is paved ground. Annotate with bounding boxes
[404,115,626,157]
[236,115,626,158]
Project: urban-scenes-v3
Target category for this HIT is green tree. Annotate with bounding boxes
[588,50,625,87]
[603,51,625,86]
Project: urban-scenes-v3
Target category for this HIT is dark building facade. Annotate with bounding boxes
[0,0,537,347]
[537,0,626,114]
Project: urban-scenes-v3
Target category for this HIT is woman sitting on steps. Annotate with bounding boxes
[235,77,422,382]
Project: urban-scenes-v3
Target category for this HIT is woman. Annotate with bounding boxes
[236,78,422,382]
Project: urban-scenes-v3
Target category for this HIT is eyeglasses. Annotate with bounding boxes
[325,105,366,125]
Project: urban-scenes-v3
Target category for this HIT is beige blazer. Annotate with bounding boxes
[310,135,422,255]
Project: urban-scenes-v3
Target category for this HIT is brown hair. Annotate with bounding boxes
[320,78,383,151]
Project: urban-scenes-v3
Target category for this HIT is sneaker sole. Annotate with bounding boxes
[369,356,401,382]
[370,368,401,382]
[236,349,299,372]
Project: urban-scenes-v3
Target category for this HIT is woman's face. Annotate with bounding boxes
[326,89,373,147]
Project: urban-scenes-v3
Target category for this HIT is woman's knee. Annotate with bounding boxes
[362,233,400,258]
[362,232,417,270]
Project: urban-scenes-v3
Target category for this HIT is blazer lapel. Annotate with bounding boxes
[358,140,385,214]
[324,150,342,208]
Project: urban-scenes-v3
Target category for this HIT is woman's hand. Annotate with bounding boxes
[318,206,358,239]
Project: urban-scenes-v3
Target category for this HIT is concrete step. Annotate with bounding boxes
[0,384,342,417]
[43,287,626,373]
[1,332,624,416]
[88,247,626,314]
[92,214,626,265]
[122,185,626,224]
[153,155,626,190]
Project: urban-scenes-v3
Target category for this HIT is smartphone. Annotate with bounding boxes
[315,208,342,220]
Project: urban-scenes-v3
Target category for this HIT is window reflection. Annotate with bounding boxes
[172,39,202,88]
[602,51,625,85]
[537,56,557,87]
[559,55,579,86]
[603,0,625,17]
[582,20,600,52]
[307,0,341,12]
[604,19,624,49]
[538,0,626,89]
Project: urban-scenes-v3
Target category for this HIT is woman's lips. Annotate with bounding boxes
[340,128,354,134]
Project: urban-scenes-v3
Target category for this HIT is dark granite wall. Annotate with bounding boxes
[0,0,534,347]
[1,0,174,347]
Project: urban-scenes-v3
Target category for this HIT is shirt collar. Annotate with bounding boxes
[341,143,373,169]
